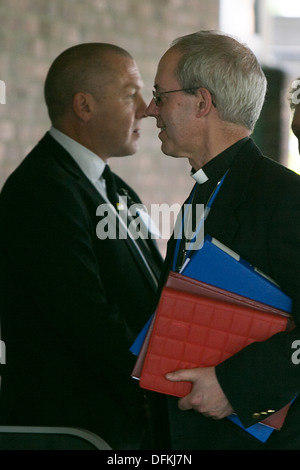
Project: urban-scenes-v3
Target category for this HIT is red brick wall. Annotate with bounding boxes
[0,0,219,254]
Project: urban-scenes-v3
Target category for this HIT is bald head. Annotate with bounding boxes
[44,43,132,126]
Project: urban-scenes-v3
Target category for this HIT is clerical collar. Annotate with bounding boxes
[191,136,249,184]
[191,168,209,184]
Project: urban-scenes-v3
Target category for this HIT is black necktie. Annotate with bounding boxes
[102,165,160,285]
[102,165,119,208]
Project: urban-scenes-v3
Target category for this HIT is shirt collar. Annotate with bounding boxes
[49,127,106,183]
[191,168,209,184]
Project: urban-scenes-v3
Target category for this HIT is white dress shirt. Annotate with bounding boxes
[49,127,159,286]
[49,127,110,202]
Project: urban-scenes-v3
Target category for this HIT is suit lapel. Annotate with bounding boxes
[41,133,160,291]
[112,183,162,290]
[80,173,160,291]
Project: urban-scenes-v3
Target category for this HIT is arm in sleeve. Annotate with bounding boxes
[1,175,137,379]
[215,175,300,428]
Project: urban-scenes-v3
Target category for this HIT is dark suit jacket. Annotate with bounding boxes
[0,133,162,449]
[155,138,300,450]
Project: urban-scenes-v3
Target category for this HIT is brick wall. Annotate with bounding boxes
[0,0,219,254]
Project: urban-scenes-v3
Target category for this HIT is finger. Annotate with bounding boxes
[165,368,198,383]
[177,395,193,411]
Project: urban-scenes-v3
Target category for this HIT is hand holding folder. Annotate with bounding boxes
[131,236,294,442]
[137,271,293,397]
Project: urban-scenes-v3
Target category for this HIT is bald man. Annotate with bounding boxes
[0,43,162,450]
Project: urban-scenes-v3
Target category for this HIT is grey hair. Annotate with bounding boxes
[170,31,267,132]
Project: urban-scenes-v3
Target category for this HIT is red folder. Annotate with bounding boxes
[135,271,294,430]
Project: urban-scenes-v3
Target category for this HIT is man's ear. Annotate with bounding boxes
[73,92,93,122]
[195,87,215,117]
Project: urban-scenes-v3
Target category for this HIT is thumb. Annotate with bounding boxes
[165,368,198,383]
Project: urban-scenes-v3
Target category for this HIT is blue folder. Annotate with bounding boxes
[130,315,153,356]
[181,235,293,442]
[227,414,274,443]
[131,235,293,443]
[182,235,292,313]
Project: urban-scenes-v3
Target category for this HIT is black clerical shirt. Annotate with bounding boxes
[174,137,250,271]
[191,137,250,206]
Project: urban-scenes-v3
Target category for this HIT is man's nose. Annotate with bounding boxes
[145,98,159,117]
[136,94,148,119]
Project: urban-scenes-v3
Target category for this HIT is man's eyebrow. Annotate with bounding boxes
[154,84,167,93]
[154,84,170,92]
[124,82,143,91]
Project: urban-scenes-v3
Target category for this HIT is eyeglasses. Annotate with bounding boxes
[152,87,216,107]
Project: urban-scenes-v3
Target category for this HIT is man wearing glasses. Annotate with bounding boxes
[146,31,300,450]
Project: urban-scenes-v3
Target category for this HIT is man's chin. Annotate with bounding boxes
[161,144,187,159]
[112,145,139,158]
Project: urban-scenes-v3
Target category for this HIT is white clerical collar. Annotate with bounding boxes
[49,127,106,183]
[191,168,209,184]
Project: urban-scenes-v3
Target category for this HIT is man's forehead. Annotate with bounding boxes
[101,55,143,88]
[126,62,143,81]
[155,49,181,89]
[122,64,144,89]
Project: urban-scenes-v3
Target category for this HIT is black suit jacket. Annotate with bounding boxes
[156,138,300,450]
[0,133,162,449]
